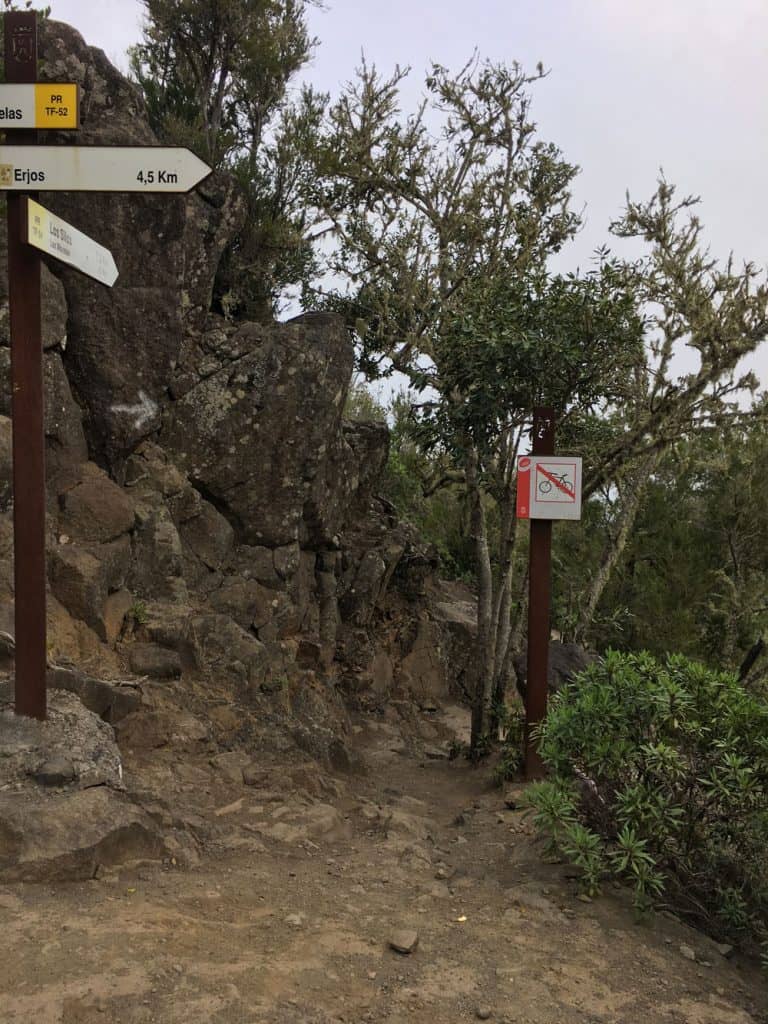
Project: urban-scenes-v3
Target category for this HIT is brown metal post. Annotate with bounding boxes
[5,11,46,719]
[525,407,555,779]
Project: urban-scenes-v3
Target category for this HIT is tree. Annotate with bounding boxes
[576,396,768,676]
[556,181,768,645]
[419,263,645,749]
[582,181,767,499]
[305,57,581,377]
[305,56,768,752]
[130,0,324,319]
[304,59,612,751]
[131,0,316,167]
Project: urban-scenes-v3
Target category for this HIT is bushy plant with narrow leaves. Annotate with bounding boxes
[526,650,768,954]
[492,702,526,785]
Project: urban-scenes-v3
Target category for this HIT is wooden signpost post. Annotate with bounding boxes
[2,11,212,720]
[516,408,583,778]
[5,11,45,720]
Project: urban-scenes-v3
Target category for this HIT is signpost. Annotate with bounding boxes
[0,145,212,192]
[5,11,45,720]
[25,199,119,287]
[516,410,584,778]
[2,11,212,720]
[0,83,78,128]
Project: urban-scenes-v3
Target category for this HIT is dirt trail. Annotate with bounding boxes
[1,704,766,1024]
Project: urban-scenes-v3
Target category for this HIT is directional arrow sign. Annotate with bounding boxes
[0,145,212,193]
[24,199,118,287]
[0,83,78,128]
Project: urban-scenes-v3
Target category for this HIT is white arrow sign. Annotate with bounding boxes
[25,199,118,287]
[0,145,212,193]
[111,390,159,431]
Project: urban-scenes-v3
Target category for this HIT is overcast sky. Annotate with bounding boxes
[49,0,767,388]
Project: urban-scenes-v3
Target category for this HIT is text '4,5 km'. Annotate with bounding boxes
[0,146,211,193]
[136,169,178,185]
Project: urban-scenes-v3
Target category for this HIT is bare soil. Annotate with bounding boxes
[1,704,766,1024]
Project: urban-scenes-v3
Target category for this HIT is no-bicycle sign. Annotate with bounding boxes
[516,455,583,520]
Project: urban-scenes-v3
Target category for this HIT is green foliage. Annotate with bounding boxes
[306,56,581,380]
[340,383,477,581]
[343,382,386,422]
[381,391,476,580]
[1,1,48,12]
[128,600,149,626]
[130,0,316,166]
[130,0,323,320]
[423,260,644,462]
[492,702,526,784]
[527,650,768,948]
[260,675,287,694]
[574,399,768,672]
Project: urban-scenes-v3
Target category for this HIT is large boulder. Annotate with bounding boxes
[305,418,390,550]
[0,688,123,791]
[514,641,598,700]
[162,312,354,548]
[0,787,165,882]
[54,461,135,544]
[0,689,167,882]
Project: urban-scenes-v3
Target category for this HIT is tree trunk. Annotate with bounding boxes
[573,450,660,644]
[487,426,523,738]
[489,517,524,736]
[739,638,765,683]
[467,444,495,755]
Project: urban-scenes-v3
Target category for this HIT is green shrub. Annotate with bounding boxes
[492,703,526,785]
[526,650,768,952]
[128,600,149,626]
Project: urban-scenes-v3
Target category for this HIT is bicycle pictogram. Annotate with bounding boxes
[538,471,571,495]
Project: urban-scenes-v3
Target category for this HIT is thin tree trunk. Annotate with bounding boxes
[489,513,524,735]
[467,444,495,754]
[509,564,529,657]
[487,426,523,737]
[573,450,661,644]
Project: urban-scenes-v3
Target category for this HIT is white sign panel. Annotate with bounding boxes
[518,455,583,520]
[0,146,212,193]
[0,83,78,129]
[25,199,118,287]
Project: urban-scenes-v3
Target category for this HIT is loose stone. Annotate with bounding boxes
[388,929,419,954]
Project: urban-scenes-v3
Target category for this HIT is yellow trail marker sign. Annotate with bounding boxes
[0,83,78,129]
[24,198,118,287]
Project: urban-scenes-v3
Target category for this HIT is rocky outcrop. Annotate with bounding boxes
[35,21,247,469]
[0,20,475,801]
[0,786,166,882]
[0,689,169,881]
[162,312,354,547]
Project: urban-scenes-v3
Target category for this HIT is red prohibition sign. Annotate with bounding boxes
[537,463,576,500]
